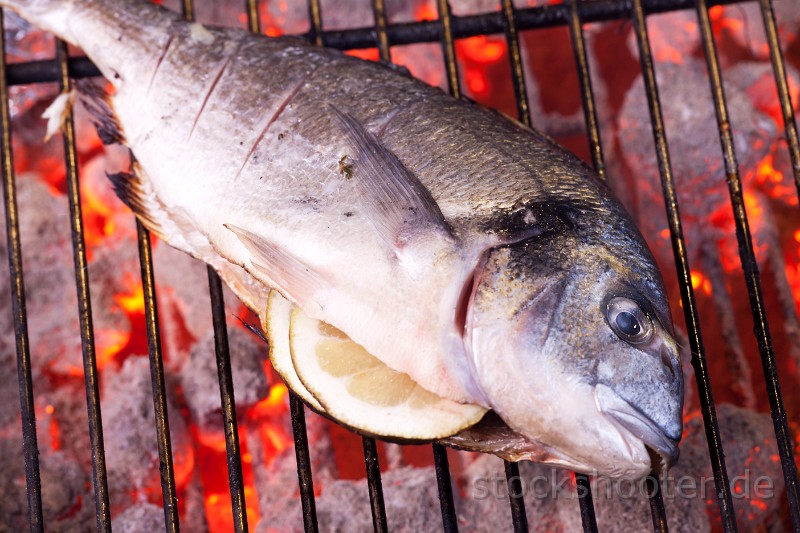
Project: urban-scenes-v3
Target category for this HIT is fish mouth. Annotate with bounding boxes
[594,384,679,473]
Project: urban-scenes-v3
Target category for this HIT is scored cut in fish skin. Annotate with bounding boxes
[3,0,684,478]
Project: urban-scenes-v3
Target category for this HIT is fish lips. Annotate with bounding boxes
[594,384,680,473]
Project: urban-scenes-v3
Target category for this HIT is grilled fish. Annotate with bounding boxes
[4,0,683,478]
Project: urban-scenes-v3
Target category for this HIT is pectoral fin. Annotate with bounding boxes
[329,105,452,252]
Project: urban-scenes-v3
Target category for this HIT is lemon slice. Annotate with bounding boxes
[263,291,325,412]
[288,306,488,440]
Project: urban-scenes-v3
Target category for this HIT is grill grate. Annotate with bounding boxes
[1,0,798,531]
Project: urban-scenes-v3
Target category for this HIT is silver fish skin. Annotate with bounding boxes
[4,0,683,478]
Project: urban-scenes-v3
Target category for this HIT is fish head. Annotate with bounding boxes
[465,219,682,479]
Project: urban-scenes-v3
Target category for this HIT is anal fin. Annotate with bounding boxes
[106,160,170,239]
[76,79,126,145]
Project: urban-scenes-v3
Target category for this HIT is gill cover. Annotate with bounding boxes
[464,221,682,478]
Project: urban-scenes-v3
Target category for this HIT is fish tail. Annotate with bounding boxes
[1,0,179,85]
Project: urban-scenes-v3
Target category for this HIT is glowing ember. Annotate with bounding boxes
[94,328,130,369]
[346,48,380,61]
[416,4,437,21]
[115,277,145,315]
[690,270,713,295]
[251,383,293,463]
[459,35,505,63]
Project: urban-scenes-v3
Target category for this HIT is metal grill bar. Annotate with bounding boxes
[208,267,250,533]
[361,5,393,532]
[758,0,800,198]
[55,39,112,533]
[694,0,800,526]
[627,1,698,531]
[628,0,738,530]
[136,221,181,532]
[568,0,605,181]
[372,0,391,63]
[503,461,529,533]
[429,5,471,532]
[362,436,388,533]
[437,0,461,98]
[1,0,759,89]
[0,9,43,533]
[289,392,319,533]
[646,476,668,532]
[310,0,755,50]
[308,0,324,46]
[432,443,458,532]
[498,5,557,525]
[244,0,260,34]
[501,0,531,129]
[172,1,251,530]
[563,3,603,530]
[179,0,194,24]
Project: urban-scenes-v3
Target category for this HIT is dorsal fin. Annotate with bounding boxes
[329,105,452,252]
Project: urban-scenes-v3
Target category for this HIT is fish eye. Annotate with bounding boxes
[606,297,653,345]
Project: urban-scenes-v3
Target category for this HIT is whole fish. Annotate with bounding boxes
[5,0,682,478]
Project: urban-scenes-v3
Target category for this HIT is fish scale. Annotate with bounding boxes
[6,0,684,479]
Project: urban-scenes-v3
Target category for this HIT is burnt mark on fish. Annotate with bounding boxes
[235,77,305,180]
[76,79,125,145]
[338,155,353,179]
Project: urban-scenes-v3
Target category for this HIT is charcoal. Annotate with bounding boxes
[713,2,800,63]
[14,175,83,375]
[460,453,711,532]
[0,437,94,532]
[0,437,33,531]
[450,0,501,16]
[262,465,444,533]
[35,380,92,461]
[460,454,567,533]
[625,10,700,67]
[112,502,166,533]
[183,469,211,533]
[616,57,776,266]
[3,175,135,376]
[180,325,269,430]
[39,451,95,532]
[680,403,785,530]
[152,242,241,364]
[86,230,139,366]
[101,357,192,510]
[0,334,19,430]
[262,0,309,35]
[698,246,756,408]
[250,399,339,530]
[320,0,374,31]
[193,0,250,28]
[726,61,800,207]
